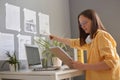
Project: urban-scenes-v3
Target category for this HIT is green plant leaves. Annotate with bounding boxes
[1,51,20,71]
[34,37,67,58]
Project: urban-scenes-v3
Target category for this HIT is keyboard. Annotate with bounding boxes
[33,67,59,71]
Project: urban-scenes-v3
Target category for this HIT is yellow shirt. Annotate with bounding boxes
[69,29,120,80]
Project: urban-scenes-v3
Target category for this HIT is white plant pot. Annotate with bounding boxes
[9,64,18,72]
[52,57,62,67]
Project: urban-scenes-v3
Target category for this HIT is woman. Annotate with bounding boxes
[49,9,120,80]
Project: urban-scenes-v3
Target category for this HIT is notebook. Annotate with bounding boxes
[50,47,73,69]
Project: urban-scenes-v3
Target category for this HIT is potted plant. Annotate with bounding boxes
[34,37,67,68]
[1,51,19,71]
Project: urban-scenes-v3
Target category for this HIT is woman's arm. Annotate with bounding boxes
[49,35,71,46]
[50,34,88,50]
[72,61,111,71]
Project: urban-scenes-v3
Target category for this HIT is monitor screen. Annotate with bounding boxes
[25,44,42,68]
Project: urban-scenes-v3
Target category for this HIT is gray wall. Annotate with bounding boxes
[0,0,71,70]
[69,0,120,55]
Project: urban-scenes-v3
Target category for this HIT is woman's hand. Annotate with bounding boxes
[49,34,71,46]
[49,35,54,40]
[72,61,85,70]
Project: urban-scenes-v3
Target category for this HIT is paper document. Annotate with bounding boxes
[5,3,20,31]
[50,47,73,69]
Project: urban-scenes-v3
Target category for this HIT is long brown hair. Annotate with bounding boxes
[78,9,106,46]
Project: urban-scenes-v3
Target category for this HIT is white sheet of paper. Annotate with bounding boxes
[38,12,50,35]
[5,3,20,32]
[0,33,14,60]
[17,34,31,60]
[24,8,37,34]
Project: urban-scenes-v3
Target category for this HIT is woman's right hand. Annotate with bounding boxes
[49,35,55,40]
[49,34,70,46]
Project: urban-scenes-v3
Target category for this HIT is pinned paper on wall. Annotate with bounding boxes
[17,34,31,60]
[38,12,50,35]
[5,3,21,32]
[24,8,37,34]
[0,33,14,60]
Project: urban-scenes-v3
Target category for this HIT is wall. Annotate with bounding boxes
[0,0,71,70]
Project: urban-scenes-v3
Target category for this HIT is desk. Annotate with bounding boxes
[0,69,83,80]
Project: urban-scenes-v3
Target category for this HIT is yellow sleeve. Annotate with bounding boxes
[69,38,88,50]
[98,32,119,69]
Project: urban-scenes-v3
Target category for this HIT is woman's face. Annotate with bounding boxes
[79,15,92,33]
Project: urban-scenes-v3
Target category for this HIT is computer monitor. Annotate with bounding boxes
[25,44,42,69]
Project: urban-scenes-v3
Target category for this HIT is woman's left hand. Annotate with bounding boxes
[72,61,85,70]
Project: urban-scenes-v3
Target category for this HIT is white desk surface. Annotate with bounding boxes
[0,69,83,80]
[0,69,82,75]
